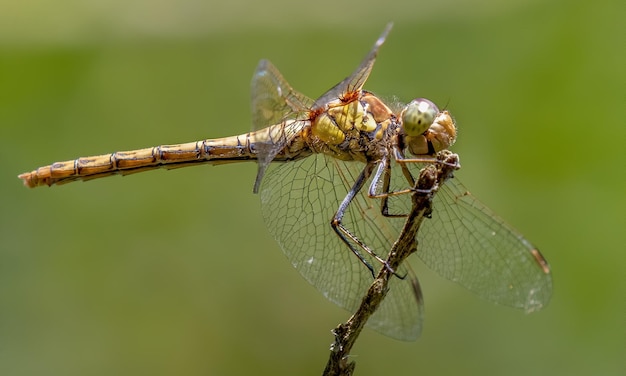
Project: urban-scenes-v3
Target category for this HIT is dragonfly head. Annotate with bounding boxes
[400,98,457,156]
[427,110,457,152]
[401,98,439,137]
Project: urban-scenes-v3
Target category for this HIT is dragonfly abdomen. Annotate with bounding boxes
[18,134,259,188]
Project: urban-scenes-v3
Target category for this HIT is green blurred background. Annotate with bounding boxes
[1,0,623,375]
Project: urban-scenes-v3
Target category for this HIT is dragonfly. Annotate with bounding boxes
[18,24,552,341]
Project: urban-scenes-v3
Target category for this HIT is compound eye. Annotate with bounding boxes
[401,98,439,136]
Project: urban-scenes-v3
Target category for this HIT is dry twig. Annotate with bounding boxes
[322,150,460,376]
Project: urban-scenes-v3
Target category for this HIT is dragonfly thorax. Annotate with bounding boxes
[308,92,397,163]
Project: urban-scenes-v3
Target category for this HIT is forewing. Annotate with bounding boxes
[312,23,393,108]
[417,176,553,311]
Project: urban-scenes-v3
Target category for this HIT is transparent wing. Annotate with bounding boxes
[250,23,393,192]
[260,155,552,340]
[313,23,393,108]
[250,59,315,191]
[251,59,315,130]
[259,154,423,340]
[418,174,553,312]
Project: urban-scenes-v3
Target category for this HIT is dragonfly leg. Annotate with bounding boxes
[393,141,460,170]
[368,158,412,218]
[367,156,435,218]
[331,162,395,278]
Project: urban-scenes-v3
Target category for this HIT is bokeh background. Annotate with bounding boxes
[1,0,623,375]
